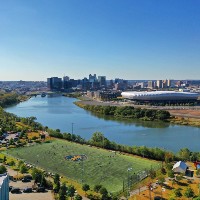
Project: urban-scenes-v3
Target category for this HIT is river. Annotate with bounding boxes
[5,95,200,152]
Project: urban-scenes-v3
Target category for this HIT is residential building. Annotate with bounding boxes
[0,173,9,200]
[148,81,155,89]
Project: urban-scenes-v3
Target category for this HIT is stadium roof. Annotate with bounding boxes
[121,91,199,101]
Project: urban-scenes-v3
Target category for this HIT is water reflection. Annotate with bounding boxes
[88,111,170,128]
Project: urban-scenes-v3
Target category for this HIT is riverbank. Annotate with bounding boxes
[75,99,200,127]
[0,93,30,108]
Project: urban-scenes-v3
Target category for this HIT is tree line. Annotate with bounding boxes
[0,107,43,135]
[49,130,200,163]
[75,103,171,121]
[0,92,27,107]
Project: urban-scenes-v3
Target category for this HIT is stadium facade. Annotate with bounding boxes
[121,91,199,103]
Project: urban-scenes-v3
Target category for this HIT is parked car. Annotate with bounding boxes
[23,187,32,193]
[13,137,19,142]
[11,188,21,194]
[36,187,45,192]
[154,196,161,200]
[24,174,32,180]
[22,177,31,182]
[9,186,13,191]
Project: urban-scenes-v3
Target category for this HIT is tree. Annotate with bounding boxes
[54,173,60,193]
[158,176,165,185]
[31,168,43,184]
[178,148,191,161]
[0,165,7,174]
[68,185,76,200]
[8,160,15,166]
[168,170,175,179]
[173,188,182,197]
[3,156,7,163]
[82,184,90,195]
[196,169,200,176]
[75,194,82,200]
[54,182,61,193]
[165,152,174,163]
[20,164,28,173]
[94,184,102,193]
[99,187,108,196]
[9,138,15,145]
[184,187,194,199]
[54,173,60,185]
[176,174,183,182]
[149,169,156,179]
[90,132,105,147]
[40,173,47,187]
[59,183,67,200]
[18,160,23,168]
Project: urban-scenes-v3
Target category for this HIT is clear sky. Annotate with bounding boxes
[0,0,200,81]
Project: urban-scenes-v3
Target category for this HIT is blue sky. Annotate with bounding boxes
[0,0,200,81]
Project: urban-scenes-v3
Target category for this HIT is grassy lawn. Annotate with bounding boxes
[4,139,159,193]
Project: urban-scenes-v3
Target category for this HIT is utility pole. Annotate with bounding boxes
[72,123,74,134]
[81,159,84,184]
[71,122,74,141]
[127,167,132,198]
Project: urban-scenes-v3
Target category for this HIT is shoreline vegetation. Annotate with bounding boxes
[74,101,171,122]
[0,92,29,108]
[74,100,200,127]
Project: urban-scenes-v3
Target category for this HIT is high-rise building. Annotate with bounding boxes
[156,80,162,88]
[89,74,97,82]
[98,76,106,87]
[167,79,171,87]
[63,76,70,82]
[162,80,167,88]
[148,81,155,89]
[47,77,62,91]
[47,78,52,90]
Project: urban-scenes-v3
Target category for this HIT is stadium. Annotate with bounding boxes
[121,91,199,104]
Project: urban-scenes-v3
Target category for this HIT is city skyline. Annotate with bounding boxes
[0,0,200,81]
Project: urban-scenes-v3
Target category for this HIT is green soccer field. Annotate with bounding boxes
[5,139,160,193]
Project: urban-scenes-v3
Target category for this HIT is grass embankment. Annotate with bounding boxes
[170,116,200,127]
[4,139,159,193]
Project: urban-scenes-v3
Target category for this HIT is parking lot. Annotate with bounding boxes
[10,190,54,200]
[9,180,54,200]
[3,164,54,200]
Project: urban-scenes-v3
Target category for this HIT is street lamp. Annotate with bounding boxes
[127,167,133,198]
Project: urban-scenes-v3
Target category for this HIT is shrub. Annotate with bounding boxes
[8,160,15,166]
[0,165,7,174]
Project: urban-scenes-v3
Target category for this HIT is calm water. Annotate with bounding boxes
[5,96,200,152]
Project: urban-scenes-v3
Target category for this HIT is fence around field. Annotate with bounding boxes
[114,164,162,197]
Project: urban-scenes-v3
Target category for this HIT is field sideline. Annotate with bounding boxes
[5,139,160,193]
